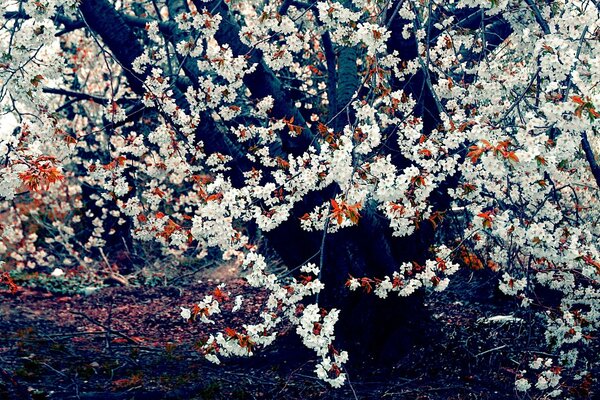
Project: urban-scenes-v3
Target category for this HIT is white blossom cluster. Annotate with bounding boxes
[346,252,459,299]
[181,254,348,387]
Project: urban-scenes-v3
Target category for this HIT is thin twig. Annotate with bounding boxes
[315,204,332,304]
[343,367,360,400]
[475,344,508,357]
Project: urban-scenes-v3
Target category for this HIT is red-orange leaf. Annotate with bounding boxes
[467,145,486,164]
[477,211,494,229]
[18,157,64,192]
[571,95,585,105]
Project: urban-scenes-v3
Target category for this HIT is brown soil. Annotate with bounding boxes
[0,271,595,399]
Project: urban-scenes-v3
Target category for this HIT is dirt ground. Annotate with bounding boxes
[0,270,596,399]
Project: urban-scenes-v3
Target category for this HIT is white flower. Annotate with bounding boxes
[530,357,543,369]
[180,307,191,321]
[434,277,450,292]
[50,268,64,277]
[255,96,274,117]
[232,295,243,312]
[205,353,221,364]
[346,278,360,291]
[300,263,320,275]
[515,378,531,391]
[535,376,549,390]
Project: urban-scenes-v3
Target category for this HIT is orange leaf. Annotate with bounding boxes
[477,211,493,229]
[462,251,483,270]
[467,146,485,164]
[299,213,311,221]
[506,151,519,163]
[418,148,432,158]
[206,193,223,202]
[213,287,229,302]
[225,327,237,338]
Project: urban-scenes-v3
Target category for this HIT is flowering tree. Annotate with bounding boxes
[1,0,599,394]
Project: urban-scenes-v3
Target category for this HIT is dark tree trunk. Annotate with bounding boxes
[267,198,436,364]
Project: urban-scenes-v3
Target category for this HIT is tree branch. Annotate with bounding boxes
[75,0,251,187]
[333,46,359,131]
[195,0,317,154]
[581,131,600,189]
[42,87,108,106]
[79,0,147,93]
[523,0,551,35]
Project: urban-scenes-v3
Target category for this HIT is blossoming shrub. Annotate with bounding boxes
[0,0,599,394]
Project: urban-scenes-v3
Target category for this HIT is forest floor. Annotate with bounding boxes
[0,266,596,400]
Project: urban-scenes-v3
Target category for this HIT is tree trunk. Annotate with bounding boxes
[266,199,436,364]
